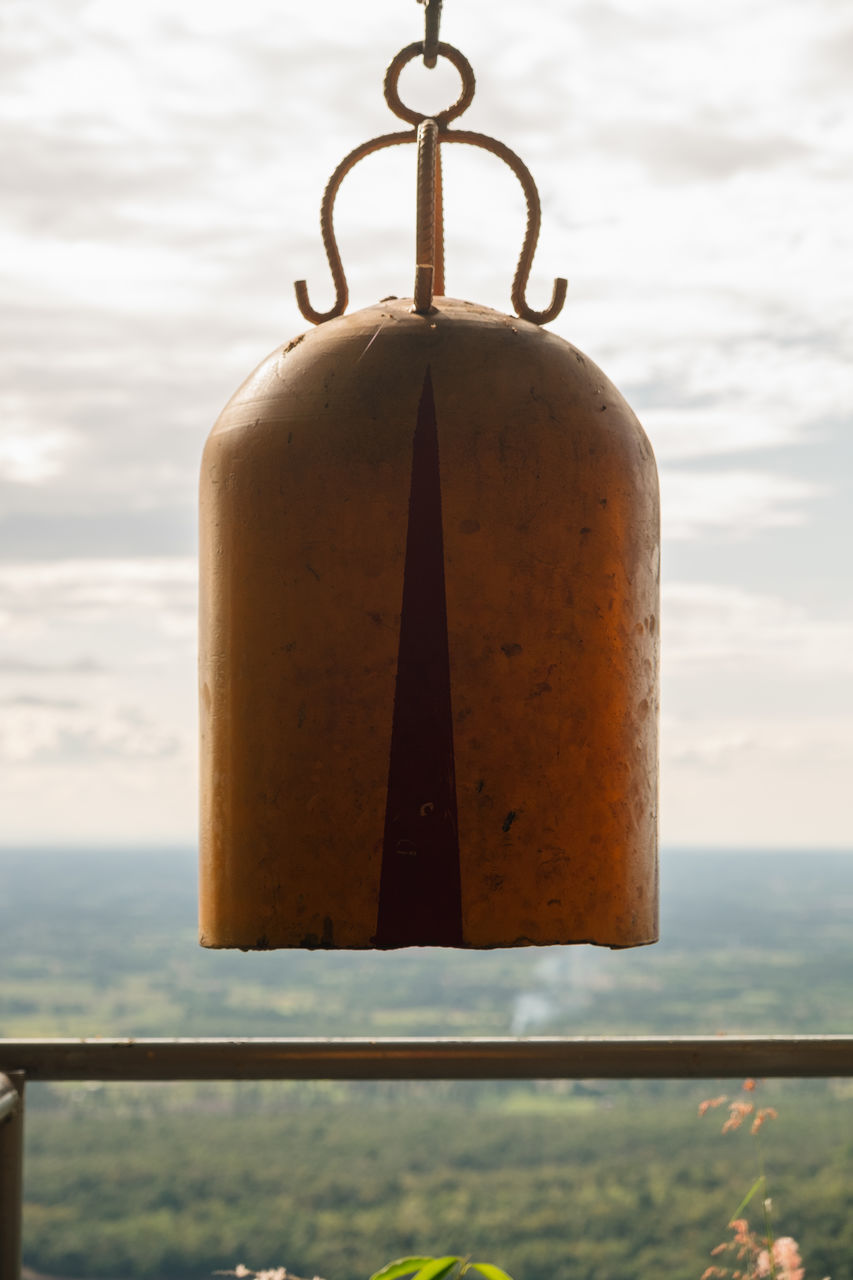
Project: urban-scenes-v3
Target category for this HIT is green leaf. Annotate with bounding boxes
[729,1174,766,1223]
[411,1257,462,1280]
[470,1264,516,1280]
[370,1259,437,1280]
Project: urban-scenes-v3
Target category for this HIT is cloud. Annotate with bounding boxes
[663,719,853,771]
[1,228,223,315]
[0,557,196,628]
[0,700,180,764]
[663,581,853,674]
[659,704,853,847]
[661,469,821,540]
[3,0,850,539]
[0,656,104,674]
[590,120,811,183]
[645,408,801,463]
[0,693,81,709]
[0,424,78,484]
[807,21,853,91]
[0,506,196,562]
[663,723,758,770]
[0,558,196,714]
[1,0,851,846]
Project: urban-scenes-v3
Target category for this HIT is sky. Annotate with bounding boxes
[1,0,851,849]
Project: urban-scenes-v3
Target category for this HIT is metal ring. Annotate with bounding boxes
[384,42,475,127]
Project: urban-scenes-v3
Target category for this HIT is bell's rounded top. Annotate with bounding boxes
[211,296,651,468]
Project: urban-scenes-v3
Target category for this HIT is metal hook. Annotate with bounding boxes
[294,130,414,325]
[449,129,568,326]
[295,39,567,327]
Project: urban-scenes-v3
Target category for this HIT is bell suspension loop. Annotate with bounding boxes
[294,23,566,326]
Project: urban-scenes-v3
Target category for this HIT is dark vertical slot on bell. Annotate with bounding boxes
[375,368,464,946]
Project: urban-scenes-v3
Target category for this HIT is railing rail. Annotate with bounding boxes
[3,1034,853,1280]
[4,1034,853,1080]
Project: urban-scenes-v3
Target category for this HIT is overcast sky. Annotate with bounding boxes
[1,0,851,849]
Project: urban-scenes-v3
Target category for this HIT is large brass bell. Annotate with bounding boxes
[199,18,659,951]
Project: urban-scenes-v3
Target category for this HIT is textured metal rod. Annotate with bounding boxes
[422,0,442,68]
[0,1073,24,1280]
[0,1077,18,1124]
[413,118,438,311]
[2,1037,853,1082]
[433,142,445,296]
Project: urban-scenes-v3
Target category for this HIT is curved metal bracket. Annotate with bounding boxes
[294,130,414,325]
[295,40,567,327]
[447,130,568,326]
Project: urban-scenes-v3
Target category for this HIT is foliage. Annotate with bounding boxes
[19,1082,853,1280]
[698,1081,830,1280]
[3,848,853,1278]
[4,848,853,1043]
[220,1257,518,1280]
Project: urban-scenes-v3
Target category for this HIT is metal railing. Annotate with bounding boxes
[3,1034,853,1280]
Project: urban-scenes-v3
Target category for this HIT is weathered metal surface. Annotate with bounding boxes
[0,1076,18,1125]
[199,297,660,949]
[3,1037,853,1082]
[0,1072,24,1280]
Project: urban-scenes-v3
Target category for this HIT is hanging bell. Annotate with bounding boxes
[199,25,659,951]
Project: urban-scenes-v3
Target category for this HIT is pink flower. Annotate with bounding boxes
[751,1107,779,1135]
[773,1237,805,1280]
[757,1237,805,1280]
[722,1101,755,1133]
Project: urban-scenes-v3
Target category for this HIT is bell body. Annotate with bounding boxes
[199,297,659,949]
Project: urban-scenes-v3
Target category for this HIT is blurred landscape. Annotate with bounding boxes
[2,847,852,1280]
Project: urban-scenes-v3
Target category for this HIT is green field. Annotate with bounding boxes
[2,847,853,1279]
